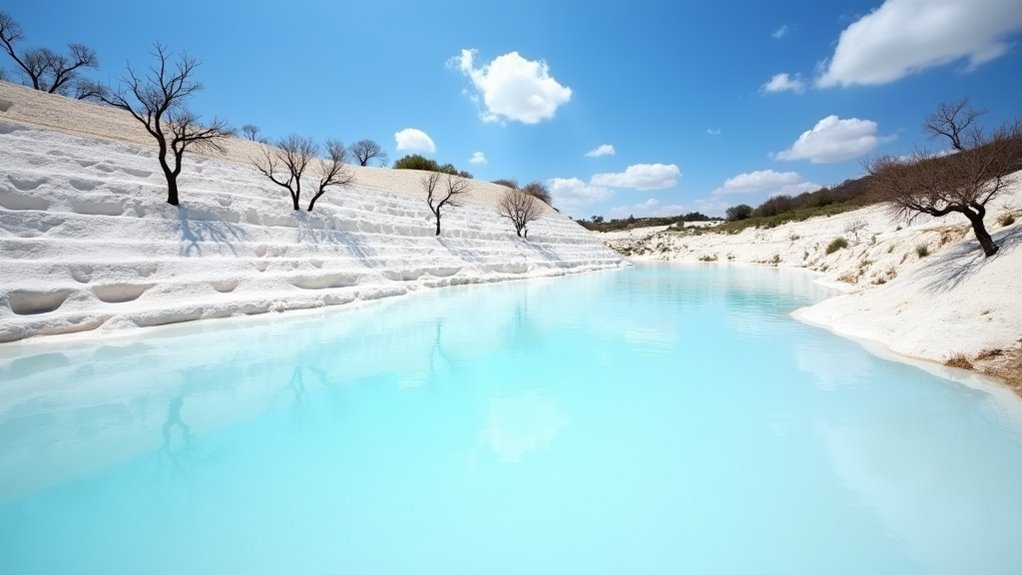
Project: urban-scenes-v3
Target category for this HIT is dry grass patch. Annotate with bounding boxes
[977,342,1022,397]
[944,353,974,370]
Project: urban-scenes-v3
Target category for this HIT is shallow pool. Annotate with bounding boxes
[2,265,1021,574]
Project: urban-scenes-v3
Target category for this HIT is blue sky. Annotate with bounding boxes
[4,0,1022,218]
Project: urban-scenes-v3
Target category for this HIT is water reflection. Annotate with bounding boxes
[478,389,569,464]
[1,265,1022,575]
[160,397,192,456]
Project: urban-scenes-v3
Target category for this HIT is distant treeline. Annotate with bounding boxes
[576,212,718,232]
[726,176,872,222]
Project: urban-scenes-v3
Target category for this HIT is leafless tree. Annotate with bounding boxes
[254,135,317,211]
[866,101,1022,257]
[254,137,354,211]
[0,11,99,97]
[521,180,552,205]
[71,77,107,101]
[242,124,260,141]
[101,44,232,205]
[497,188,541,238]
[349,139,388,167]
[925,98,985,152]
[307,140,356,212]
[423,172,470,236]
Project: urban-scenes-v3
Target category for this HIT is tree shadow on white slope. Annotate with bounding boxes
[524,236,566,264]
[177,206,248,257]
[436,236,487,266]
[293,215,377,263]
[918,224,1022,294]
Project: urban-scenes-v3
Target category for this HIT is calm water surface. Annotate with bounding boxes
[1,265,1021,574]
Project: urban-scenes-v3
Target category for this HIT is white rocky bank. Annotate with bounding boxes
[604,183,1022,377]
[0,88,624,343]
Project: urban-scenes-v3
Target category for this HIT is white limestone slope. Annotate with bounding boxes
[0,117,624,343]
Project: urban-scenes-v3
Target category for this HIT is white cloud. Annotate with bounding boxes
[584,144,616,157]
[452,49,572,124]
[394,128,436,154]
[590,163,681,190]
[817,0,1022,87]
[706,128,721,136]
[713,170,804,195]
[772,25,789,39]
[547,177,613,215]
[762,73,805,94]
[715,168,825,198]
[469,151,487,165]
[774,115,889,163]
[608,198,688,219]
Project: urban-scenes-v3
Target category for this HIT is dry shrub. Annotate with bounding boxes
[826,237,848,254]
[976,348,1004,360]
[945,353,974,370]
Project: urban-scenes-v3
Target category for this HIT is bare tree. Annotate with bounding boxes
[423,172,470,236]
[101,44,232,205]
[71,77,107,101]
[242,124,260,141]
[254,135,317,211]
[497,188,541,238]
[866,102,1022,257]
[0,12,99,96]
[349,139,388,167]
[307,140,355,212]
[925,98,985,152]
[521,180,552,205]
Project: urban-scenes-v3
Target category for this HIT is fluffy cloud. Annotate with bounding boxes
[817,0,1022,87]
[452,49,573,124]
[547,177,613,215]
[774,115,888,163]
[590,163,681,190]
[584,144,616,157]
[713,169,821,198]
[469,151,487,165]
[772,25,789,39]
[394,128,436,154]
[762,73,805,94]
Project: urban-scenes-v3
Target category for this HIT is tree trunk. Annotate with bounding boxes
[291,193,301,211]
[166,174,179,206]
[435,215,441,236]
[964,210,999,257]
[307,191,323,212]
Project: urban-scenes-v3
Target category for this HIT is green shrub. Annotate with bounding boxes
[825,237,848,254]
[393,154,472,178]
[725,204,753,221]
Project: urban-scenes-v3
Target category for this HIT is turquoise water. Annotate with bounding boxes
[2,265,1022,574]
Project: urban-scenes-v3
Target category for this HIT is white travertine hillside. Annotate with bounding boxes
[603,176,1022,385]
[0,84,625,342]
